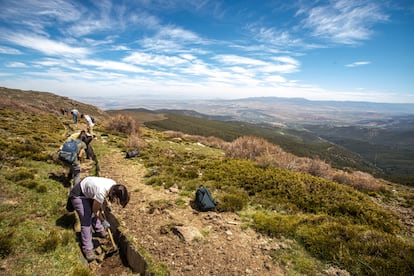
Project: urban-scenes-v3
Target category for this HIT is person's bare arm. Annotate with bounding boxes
[92,200,104,221]
[78,148,85,159]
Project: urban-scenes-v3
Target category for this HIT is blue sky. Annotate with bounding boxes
[0,0,413,103]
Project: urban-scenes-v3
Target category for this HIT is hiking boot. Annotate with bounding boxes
[94,231,107,239]
[84,250,96,262]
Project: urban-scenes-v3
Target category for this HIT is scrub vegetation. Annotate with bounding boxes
[1,88,413,275]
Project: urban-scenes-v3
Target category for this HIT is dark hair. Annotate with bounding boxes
[108,184,130,208]
[79,131,93,145]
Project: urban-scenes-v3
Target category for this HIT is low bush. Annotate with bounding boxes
[105,114,140,135]
[225,136,385,192]
[5,168,36,182]
[202,159,399,233]
[0,230,15,258]
[125,133,146,149]
[333,171,384,191]
[163,130,228,149]
[37,230,60,253]
[215,187,249,212]
[296,221,414,275]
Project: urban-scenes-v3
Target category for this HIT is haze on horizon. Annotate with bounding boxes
[0,0,413,103]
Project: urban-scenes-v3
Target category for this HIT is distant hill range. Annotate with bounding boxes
[108,101,414,186]
[81,95,414,126]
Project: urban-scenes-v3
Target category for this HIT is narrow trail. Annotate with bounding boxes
[96,140,286,276]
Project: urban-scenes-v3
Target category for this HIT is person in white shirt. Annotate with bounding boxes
[84,114,95,135]
[69,176,130,262]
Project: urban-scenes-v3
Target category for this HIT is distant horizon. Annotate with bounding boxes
[73,90,414,106]
[1,1,413,103]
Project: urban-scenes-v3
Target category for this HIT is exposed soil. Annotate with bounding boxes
[82,137,414,276]
[90,144,287,275]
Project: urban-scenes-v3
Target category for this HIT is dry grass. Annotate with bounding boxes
[224,136,384,192]
[163,130,228,149]
[105,114,140,136]
[125,133,146,149]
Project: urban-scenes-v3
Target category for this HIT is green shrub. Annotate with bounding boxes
[6,168,36,182]
[37,230,60,253]
[36,184,47,193]
[203,159,399,233]
[70,266,93,276]
[17,179,47,193]
[296,221,414,275]
[18,179,39,190]
[60,231,73,246]
[216,187,249,212]
[252,212,303,238]
[0,230,15,258]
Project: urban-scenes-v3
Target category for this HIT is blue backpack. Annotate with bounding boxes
[58,140,79,164]
[195,186,217,211]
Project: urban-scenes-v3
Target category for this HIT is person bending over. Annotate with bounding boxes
[69,176,130,262]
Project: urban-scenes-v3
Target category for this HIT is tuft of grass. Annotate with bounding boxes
[37,230,60,253]
[175,197,186,207]
[296,221,414,275]
[215,187,249,212]
[269,239,326,275]
[148,199,173,214]
[0,230,15,258]
[69,266,94,276]
[5,168,36,182]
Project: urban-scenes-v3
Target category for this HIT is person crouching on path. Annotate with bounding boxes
[62,131,88,186]
[69,176,130,262]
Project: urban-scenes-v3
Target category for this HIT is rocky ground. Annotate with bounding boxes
[93,145,287,275]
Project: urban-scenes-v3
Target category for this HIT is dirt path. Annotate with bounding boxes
[97,145,286,275]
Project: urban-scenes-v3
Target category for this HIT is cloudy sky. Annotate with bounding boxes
[0,0,413,103]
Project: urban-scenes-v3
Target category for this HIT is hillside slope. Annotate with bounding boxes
[0,87,109,121]
[1,88,413,275]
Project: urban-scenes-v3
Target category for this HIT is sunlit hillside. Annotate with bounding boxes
[1,88,413,275]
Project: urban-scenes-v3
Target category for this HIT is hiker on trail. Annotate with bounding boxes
[70,108,79,124]
[84,114,95,135]
[69,130,96,161]
[59,131,88,186]
[68,176,130,262]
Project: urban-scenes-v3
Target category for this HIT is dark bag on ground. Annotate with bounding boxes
[126,150,140,159]
[195,186,217,211]
[58,140,79,164]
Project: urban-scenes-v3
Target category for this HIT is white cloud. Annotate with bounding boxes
[300,0,388,44]
[216,55,267,66]
[0,46,22,55]
[77,59,145,73]
[0,0,82,34]
[111,45,131,51]
[345,61,371,67]
[123,52,189,67]
[1,32,89,57]
[157,25,205,44]
[214,54,300,74]
[5,62,27,68]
